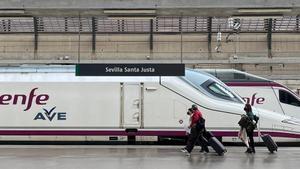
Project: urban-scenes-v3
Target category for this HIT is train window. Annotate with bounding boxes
[207,82,235,98]
[201,79,242,103]
[279,90,300,107]
[204,69,269,82]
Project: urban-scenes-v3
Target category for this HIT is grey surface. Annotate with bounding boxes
[0,0,299,8]
[1,0,300,16]
[0,145,299,169]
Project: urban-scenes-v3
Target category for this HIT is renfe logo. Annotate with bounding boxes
[0,88,49,111]
[242,93,265,106]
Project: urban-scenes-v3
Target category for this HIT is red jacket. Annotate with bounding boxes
[190,109,203,127]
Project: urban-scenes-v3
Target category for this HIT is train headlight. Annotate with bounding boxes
[282,118,300,126]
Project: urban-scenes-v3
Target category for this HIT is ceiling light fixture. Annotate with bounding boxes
[104,9,156,14]
[0,10,25,14]
[238,8,292,13]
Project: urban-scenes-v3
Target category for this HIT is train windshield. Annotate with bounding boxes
[184,69,243,103]
[208,82,235,98]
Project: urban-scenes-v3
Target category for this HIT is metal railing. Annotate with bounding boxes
[0,16,299,33]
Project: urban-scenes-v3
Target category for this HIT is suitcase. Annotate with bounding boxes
[199,131,214,147]
[203,131,214,140]
[261,134,278,153]
[208,137,227,156]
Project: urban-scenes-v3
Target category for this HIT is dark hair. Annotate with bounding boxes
[244,103,252,112]
[192,104,198,110]
[187,108,193,115]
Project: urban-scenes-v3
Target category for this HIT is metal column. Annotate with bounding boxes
[207,17,212,59]
[150,19,153,50]
[296,15,299,31]
[33,17,38,60]
[267,18,273,58]
[92,17,97,54]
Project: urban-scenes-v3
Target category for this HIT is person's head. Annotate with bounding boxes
[244,103,252,113]
[187,108,193,115]
[191,104,198,111]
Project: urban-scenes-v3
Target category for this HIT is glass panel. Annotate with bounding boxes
[208,82,235,98]
[203,69,269,82]
[279,90,300,107]
[184,69,210,88]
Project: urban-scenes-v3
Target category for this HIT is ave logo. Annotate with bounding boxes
[34,106,67,121]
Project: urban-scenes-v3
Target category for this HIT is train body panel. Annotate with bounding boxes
[0,82,121,127]
[230,86,285,115]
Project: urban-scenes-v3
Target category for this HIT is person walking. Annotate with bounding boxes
[181,104,208,156]
[192,105,209,153]
[243,103,259,153]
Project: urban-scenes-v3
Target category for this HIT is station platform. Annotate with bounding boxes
[0,145,299,169]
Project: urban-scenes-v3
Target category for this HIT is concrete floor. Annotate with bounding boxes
[0,145,300,169]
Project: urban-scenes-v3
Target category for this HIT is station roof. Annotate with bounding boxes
[0,0,299,17]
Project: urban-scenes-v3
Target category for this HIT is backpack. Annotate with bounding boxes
[196,117,206,130]
[247,115,259,132]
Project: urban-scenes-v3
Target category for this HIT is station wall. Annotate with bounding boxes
[0,33,299,60]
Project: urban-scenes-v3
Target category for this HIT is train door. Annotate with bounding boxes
[121,83,143,128]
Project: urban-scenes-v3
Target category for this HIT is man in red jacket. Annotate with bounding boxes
[193,105,210,153]
[181,104,208,156]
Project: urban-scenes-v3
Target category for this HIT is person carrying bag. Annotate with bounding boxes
[238,104,259,153]
[181,105,208,155]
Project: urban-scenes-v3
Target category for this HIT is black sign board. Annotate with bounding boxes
[76,64,185,76]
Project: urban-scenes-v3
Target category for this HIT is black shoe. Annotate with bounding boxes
[200,147,209,153]
[245,148,252,153]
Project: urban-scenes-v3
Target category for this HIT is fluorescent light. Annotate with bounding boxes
[0,10,25,14]
[104,9,156,14]
[231,16,283,19]
[107,16,156,20]
[238,8,292,13]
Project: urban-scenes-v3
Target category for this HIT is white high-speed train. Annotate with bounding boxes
[0,65,299,143]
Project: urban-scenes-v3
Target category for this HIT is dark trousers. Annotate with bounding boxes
[185,127,200,153]
[185,126,208,153]
[199,129,209,150]
[246,129,255,152]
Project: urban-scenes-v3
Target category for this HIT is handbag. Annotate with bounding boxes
[238,115,251,128]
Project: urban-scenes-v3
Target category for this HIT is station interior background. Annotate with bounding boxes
[1,0,300,92]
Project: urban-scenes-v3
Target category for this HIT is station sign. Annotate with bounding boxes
[76,64,185,76]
